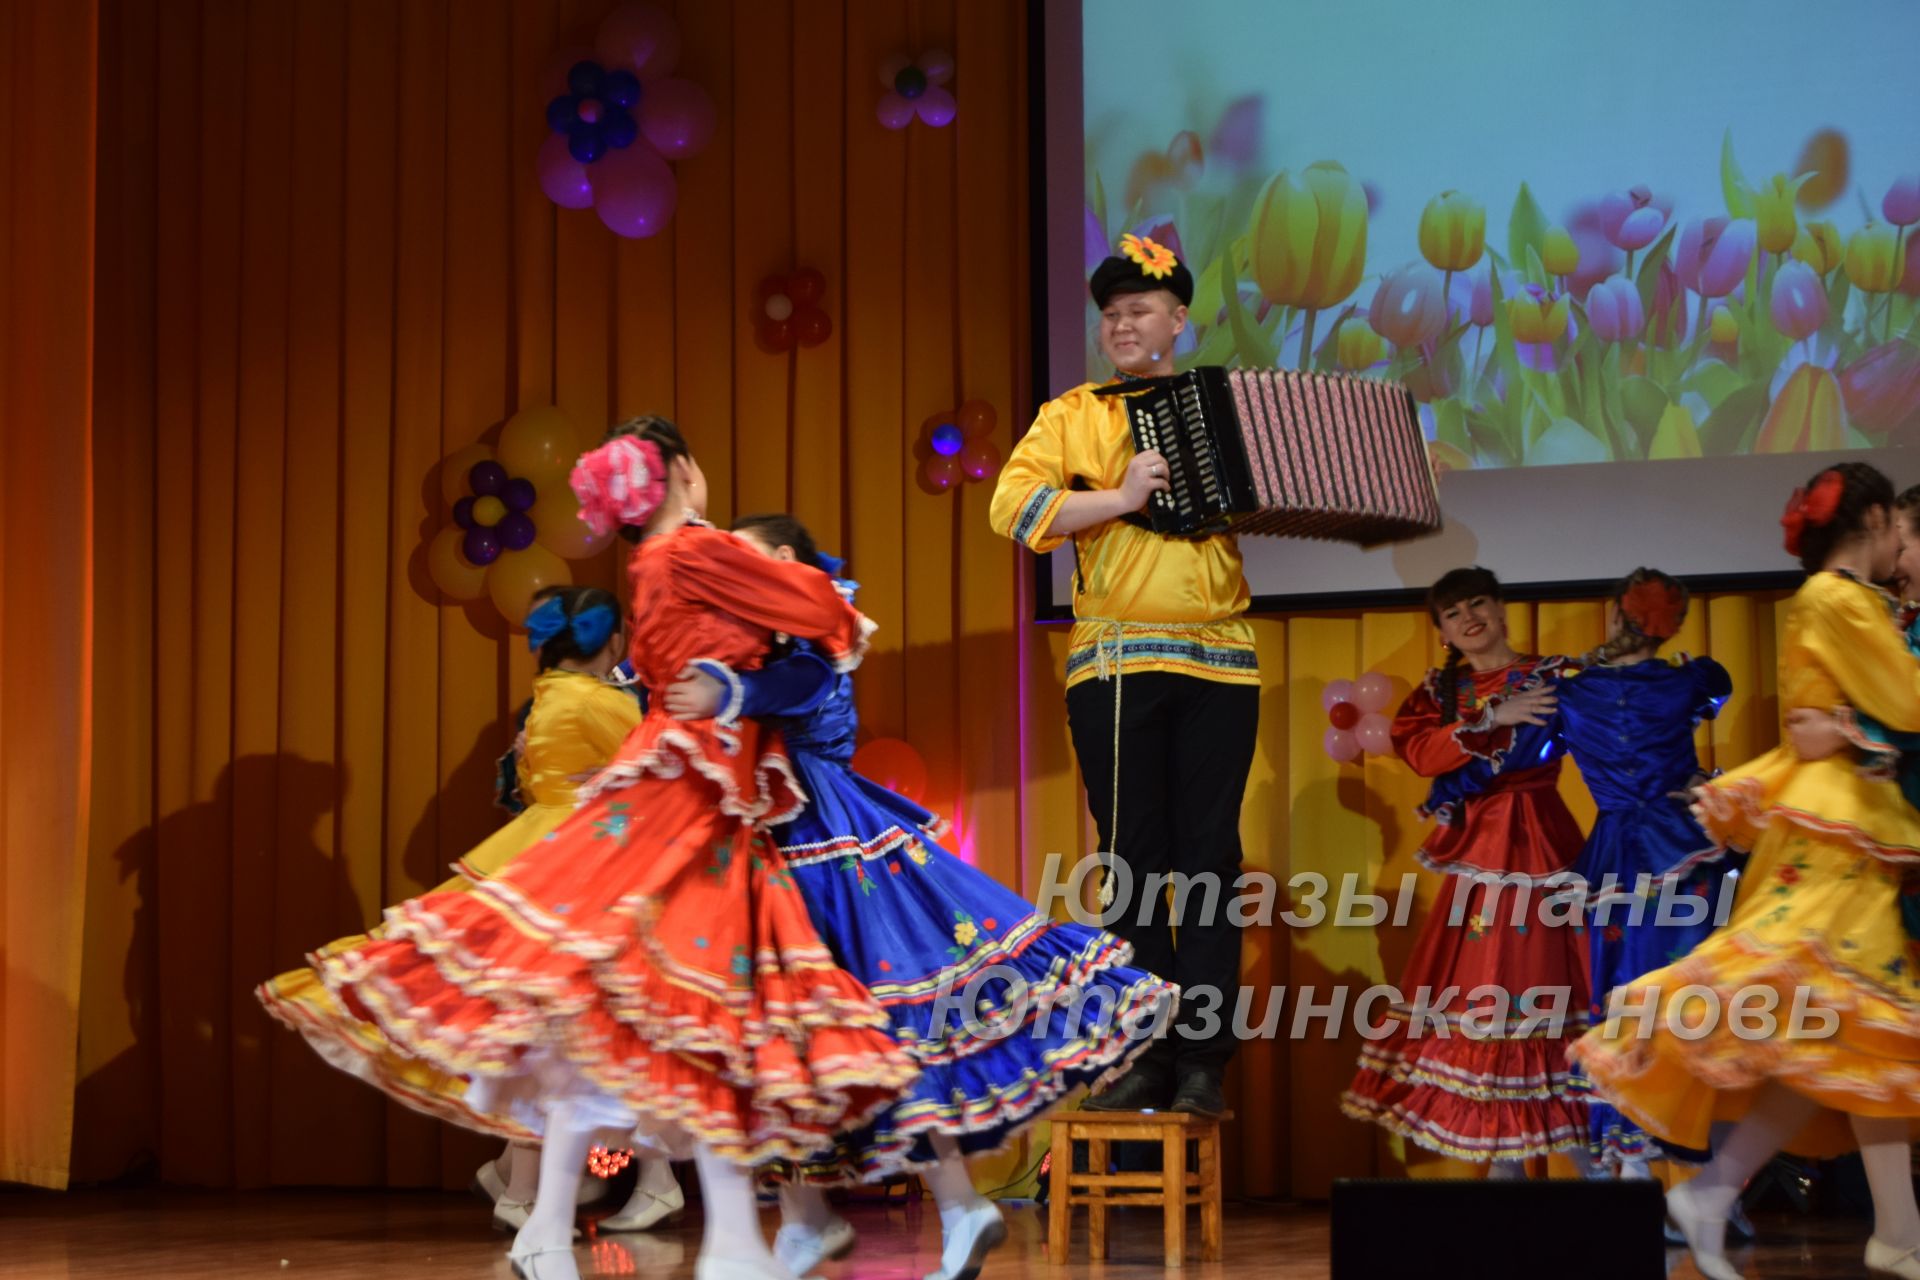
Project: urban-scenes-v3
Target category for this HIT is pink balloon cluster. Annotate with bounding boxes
[1322,672,1396,763]
[916,401,1000,492]
[535,3,716,238]
[875,50,956,130]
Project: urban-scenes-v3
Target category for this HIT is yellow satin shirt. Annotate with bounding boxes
[990,381,1257,689]
[459,668,644,877]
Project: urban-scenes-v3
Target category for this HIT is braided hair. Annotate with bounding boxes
[1587,568,1688,666]
[1428,566,1503,725]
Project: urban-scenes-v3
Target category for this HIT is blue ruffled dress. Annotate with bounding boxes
[702,566,1176,1183]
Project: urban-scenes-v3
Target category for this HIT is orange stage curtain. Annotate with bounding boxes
[2,0,99,1191]
[74,0,1031,1191]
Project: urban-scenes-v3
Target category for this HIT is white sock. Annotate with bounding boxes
[1680,1084,1816,1262]
[1620,1154,1654,1181]
[514,1106,591,1254]
[504,1141,542,1204]
[1854,1114,1920,1250]
[1488,1158,1526,1181]
[694,1144,779,1268]
[923,1134,983,1233]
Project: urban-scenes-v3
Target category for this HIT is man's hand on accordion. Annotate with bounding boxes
[1045,449,1173,538]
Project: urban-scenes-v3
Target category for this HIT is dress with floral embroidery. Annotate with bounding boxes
[1424,655,1738,1167]
[308,525,918,1165]
[1339,655,1593,1163]
[696,565,1176,1183]
[1574,571,1920,1158]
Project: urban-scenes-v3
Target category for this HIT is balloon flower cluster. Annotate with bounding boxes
[535,3,716,238]
[1322,672,1397,762]
[426,406,610,628]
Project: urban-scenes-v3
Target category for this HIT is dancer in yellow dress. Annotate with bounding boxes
[1571,462,1920,1280]
[257,585,641,1225]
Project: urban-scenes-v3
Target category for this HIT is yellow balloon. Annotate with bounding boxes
[427,527,489,601]
[487,543,572,628]
[498,406,593,488]
[471,495,508,526]
[535,486,615,561]
[439,443,495,508]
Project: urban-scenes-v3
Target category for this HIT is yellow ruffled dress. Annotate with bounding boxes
[1571,571,1920,1157]
[257,669,642,1136]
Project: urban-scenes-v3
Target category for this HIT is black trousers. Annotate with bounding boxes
[1066,671,1259,1075]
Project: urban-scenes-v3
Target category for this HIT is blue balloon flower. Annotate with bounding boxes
[603,69,642,110]
[546,94,579,132]
[603,109,638,150]
[567,60,605,98]
[567,123,606,165]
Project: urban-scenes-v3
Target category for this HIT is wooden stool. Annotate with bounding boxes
[1046,1110,1227,1267]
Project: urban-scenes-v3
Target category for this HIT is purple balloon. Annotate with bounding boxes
[469,460,508,496]
[591,141,678,239]
[453,495,477,529]
[463,525,503,566]
[496,512,537,551]
[876,91,914,130]
[637,78,716,160]
[915,86,957,128]
[537,132,595,210]
[931,423,963,456]
[503,477,537,512]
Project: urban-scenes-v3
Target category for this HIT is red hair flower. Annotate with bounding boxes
[1782,469,1847,556]
[1620,578,1686,640]
[1805,469,1845,526]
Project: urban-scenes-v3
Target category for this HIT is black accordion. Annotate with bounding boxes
[1093,367,1442,544]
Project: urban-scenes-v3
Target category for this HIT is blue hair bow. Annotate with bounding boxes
[526,598,618,655]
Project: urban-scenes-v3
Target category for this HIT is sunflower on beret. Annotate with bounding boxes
[1118,232,1178,280]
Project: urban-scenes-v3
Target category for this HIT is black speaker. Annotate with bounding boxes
[1331,1178,1667,1279]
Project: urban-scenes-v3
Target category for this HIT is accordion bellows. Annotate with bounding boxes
[1095,367,1442,545]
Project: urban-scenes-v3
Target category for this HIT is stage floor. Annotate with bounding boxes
[0,1189,1888,1278]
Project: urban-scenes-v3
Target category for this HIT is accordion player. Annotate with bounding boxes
[1092,366,1443,545]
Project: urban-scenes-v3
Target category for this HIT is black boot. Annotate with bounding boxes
[1082,1060,1175,1112]
[1168,1069,1225,1117]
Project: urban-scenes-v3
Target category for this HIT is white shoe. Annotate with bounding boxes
[508,1241,581,1280]
[1868,1237,1920,1279]
[1665,1181,1745,1280]
[923,1202,1006,1280]
[474,1159,508,1206]
[694,1258,817,1280]
[598,1181,687,1233]
[493,1200,581,1241]
[773,1216,856,1274]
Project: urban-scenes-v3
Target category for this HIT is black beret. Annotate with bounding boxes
[1090,234,1194,308]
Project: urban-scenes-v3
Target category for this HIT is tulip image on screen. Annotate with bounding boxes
[1077,0,1920,473]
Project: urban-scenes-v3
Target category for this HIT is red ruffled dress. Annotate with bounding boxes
[1340,656,1593,1161]
[316,524,917,1163]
